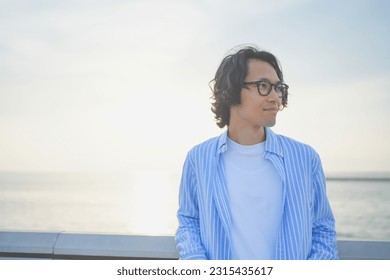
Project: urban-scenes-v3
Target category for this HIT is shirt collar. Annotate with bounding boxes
[264,127,284,158]
[216,127,284,158]
[216,130,228,155]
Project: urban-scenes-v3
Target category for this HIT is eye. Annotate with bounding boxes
[257,81,269,90]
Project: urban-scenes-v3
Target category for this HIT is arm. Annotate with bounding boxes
[175,154,207,260]
[308,152,339,260]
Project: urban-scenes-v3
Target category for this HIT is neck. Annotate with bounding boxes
[228,125,266,145]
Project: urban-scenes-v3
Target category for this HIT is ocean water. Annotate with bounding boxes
[0,171,389,241]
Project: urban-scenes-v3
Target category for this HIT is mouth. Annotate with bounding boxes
[263,107,279,112]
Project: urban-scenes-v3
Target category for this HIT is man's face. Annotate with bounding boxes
[230,59,282,130]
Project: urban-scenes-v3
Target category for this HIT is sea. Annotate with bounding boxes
[0,170,389,241]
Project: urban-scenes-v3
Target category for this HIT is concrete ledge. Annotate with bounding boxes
[0,231,60,255]
[1,230,389,260]
[337,240,390,260]
[54,233,178,259]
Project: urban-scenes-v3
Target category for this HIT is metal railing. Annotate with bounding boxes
[1,230,389,260]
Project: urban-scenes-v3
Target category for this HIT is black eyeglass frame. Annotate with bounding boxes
[243,80,289,98]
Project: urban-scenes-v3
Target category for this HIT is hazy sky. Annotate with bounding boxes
[1,0,389,175]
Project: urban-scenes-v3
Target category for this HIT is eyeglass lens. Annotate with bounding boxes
[257,81,287,97]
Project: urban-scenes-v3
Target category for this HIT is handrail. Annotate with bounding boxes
[0,230,389,260]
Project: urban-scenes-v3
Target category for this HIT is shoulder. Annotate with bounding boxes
[270,129,319,159]
[280,134,314,151]
[187,135,221,159]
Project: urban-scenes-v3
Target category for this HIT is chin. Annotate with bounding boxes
[265,120,277,127]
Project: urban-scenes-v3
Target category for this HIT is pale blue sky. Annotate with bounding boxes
[0,0,389,175]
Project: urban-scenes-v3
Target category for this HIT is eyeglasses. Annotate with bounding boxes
[243,80,289,98]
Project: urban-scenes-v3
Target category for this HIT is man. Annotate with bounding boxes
[175,46,338,260]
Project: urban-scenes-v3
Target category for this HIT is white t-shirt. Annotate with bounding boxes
[224,137,283,259]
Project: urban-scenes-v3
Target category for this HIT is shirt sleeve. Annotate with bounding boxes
[175,154,207,260]
[308,152,339,260]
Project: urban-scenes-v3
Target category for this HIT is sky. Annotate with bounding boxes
[1,0,390,176]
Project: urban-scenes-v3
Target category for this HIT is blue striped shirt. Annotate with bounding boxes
[175,127,338,260]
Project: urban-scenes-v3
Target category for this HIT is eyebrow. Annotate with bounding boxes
[245,78,281,84]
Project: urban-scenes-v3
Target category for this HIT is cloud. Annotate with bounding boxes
[275,75,390,172]
[0,0,389,173]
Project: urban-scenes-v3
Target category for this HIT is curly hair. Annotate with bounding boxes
[210,46,288,128]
